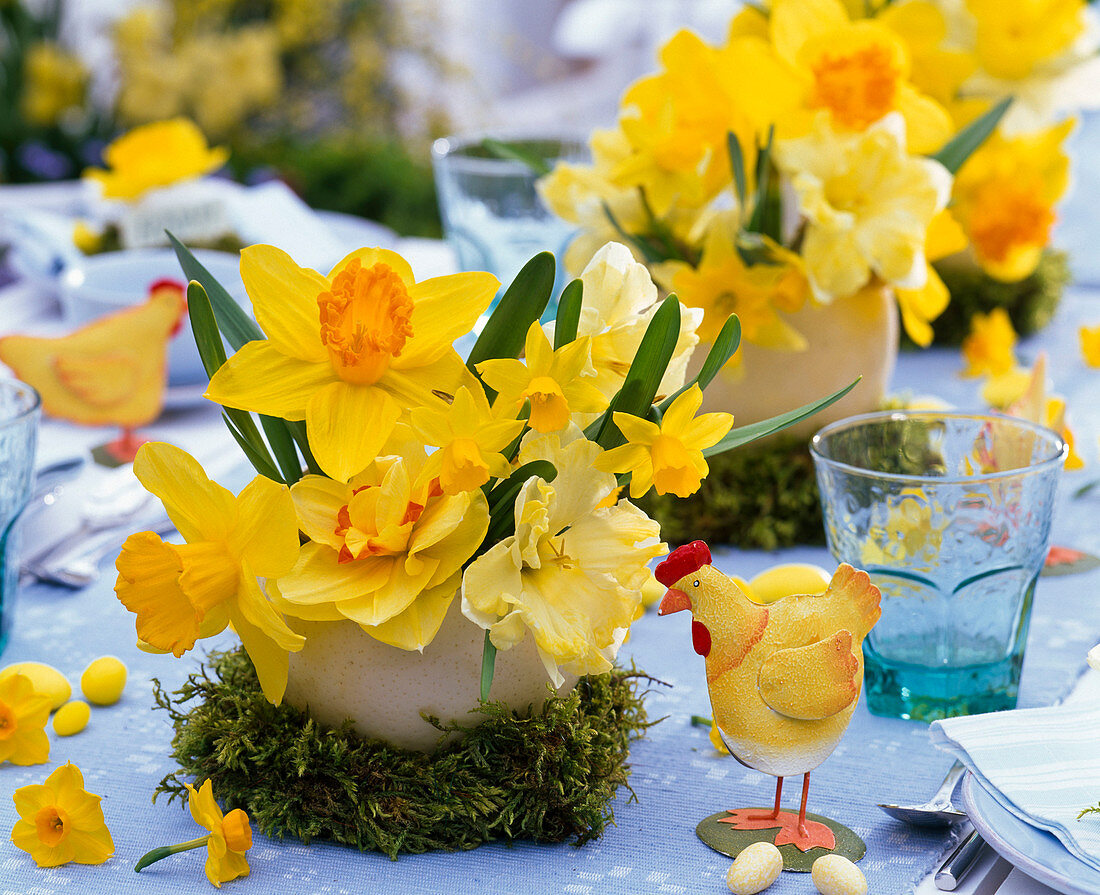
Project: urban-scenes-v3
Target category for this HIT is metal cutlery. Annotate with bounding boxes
[935,829,990,891]
[879,760,968,826]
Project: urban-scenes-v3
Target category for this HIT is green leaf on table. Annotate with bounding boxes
[169,232,262,352]
[466,252,555,383]
[703,378,861,456]
[588,296,680,448]
[554,278,584,349]
[931,97,1012,174]
[480,138,553,177]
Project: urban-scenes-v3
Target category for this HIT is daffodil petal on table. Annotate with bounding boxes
[186,780,250,887]
[11,764,114,867]
[239,244,329,363]
[0,673,50,766]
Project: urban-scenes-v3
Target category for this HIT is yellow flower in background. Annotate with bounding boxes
[0,673,50,766]
[84,118,228,201]
[952,121,1073,282]
[477,322,608,432]
[185,780,251,887]
[775,113,951,301]
[993,354,1085,470]
[961,309,1017,377]
[115,443,304,704]
[877,1,976,111]
[20,41,87,127]
[410,386,525,494]
[1080,325,1100,367]
[206,245,498,482]
[276,453,489,650]
[967,0,1083,83]
[463,429,665,686]
[861,492,946,567]
[11,764,114,867]
[765,0,954,153]
[571,242,703,400]
[895,208,968,346]
[663,221,809,352]
[595,385,734,498]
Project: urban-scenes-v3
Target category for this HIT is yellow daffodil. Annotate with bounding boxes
[206,244,498,481]
[775,113,951,301]
[1080,324,1100,368]
[952,121,1072,282]
[463,428,665,685]
[570,242,702,399]
[877,1,976,111]
[20,41,87,127]
[11,764,114,867]
[961,308,1017,378]
[84,118,228,201]
[409,386,525,494]
[662,221,809,353]
[186,780,251,887]
[276,450,489,650]
[763,0,954,153]
[967,0,1083,83]
[895,208,968,346]
[476,322,608,432]
[0,673,50,766]
[595,385,734,498]
[136,780,251,887]
[114,442,304,703]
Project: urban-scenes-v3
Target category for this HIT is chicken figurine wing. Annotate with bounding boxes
[0,280,185,462]
[657,540,880,855]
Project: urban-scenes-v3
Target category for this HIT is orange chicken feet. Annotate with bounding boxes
[719,773,836,851]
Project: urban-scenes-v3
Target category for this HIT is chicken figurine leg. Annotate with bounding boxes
[657,540,880,854]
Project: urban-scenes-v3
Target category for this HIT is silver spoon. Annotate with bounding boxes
[878,760,968,826]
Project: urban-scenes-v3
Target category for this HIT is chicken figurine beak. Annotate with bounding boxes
[658,587,692,615]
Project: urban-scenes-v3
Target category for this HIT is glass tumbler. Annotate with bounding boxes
[431,133,587,307]
[811,411,1066,721]
[0,379,40,655]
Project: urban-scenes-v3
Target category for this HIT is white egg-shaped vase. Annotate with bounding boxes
[694,284,899,441]
[284,596,576,753]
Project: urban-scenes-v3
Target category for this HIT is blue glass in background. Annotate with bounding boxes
[431,134,587,322]
[811,411,1066,722]
[0,379,40,656]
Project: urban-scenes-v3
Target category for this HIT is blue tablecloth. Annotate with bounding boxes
[1,288,1098,895]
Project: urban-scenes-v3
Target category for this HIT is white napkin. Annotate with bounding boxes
[931,704,1100,872]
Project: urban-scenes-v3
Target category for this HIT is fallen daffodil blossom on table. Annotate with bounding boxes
[0,673,50,766]
[10,764,114,867]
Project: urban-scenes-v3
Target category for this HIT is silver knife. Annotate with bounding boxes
[936,829,989,890]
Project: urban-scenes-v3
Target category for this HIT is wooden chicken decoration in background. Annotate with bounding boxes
[657,540,880,861]
[0,280,185,463]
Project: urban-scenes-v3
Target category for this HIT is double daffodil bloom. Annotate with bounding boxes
[11,764,114,867]
[114,443,303,703]
[409,386,525,494]
[276,452,489,651]
[572,242,703,400]
[775,113,951,302]
[206,245,499,481]
[463,429,665,686]
[477,322,608,432]
[84,118,228,201]
[0,673,50,766]
[135,780,252,887]
[595,385,734,498]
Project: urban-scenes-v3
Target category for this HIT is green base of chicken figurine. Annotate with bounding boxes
[696,810,866,872]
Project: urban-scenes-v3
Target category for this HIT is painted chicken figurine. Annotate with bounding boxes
[657,540,880,851]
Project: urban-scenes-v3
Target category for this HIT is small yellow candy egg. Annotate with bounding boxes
[53,700,91,736]
[80,656,127,706]
[748,564,831,604]
[811,854,867,895]
[727,841,784,895]
[0,661,72,710]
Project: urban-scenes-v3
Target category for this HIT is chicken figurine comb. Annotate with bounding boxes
[657,540,881,869]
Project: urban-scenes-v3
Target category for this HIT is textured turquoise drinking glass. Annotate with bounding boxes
[0,379,40,656]
[811,411,1066,721]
